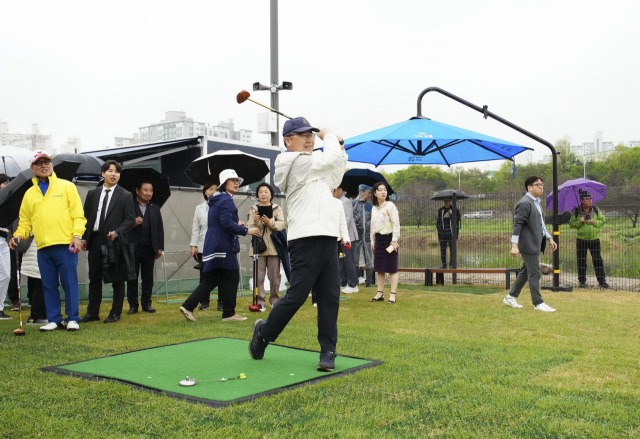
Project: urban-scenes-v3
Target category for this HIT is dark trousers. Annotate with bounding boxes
[577,238,606,284]
[87,235,125,316]
[339,245,358,288]
[7,248,18,302]
[182,268,239,318]
[509,252,544,306]
[27,277,46,320]
[197,253,210,306]
[439,238,452,265]
[262,236,340,353]
[127,243,155,310]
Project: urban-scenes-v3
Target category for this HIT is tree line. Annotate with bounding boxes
[379,141,640,195]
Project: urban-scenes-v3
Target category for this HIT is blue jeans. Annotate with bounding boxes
[37,245,80,323]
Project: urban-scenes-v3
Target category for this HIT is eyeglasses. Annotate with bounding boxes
[294,132,316,140]
[33,160,52,167]
[532,183,544,188]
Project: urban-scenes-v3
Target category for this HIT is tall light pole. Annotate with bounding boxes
[253,0,292,147]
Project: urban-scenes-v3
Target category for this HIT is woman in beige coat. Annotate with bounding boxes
[246,183,285,311]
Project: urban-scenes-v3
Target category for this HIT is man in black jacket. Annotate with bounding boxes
[79,160,135,323]
[436,197,461,268]
[126,181,164,314]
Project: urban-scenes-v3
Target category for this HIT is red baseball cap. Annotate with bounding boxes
[30,150,53,164]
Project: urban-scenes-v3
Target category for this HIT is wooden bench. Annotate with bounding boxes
[365,267,520,290]
[425,268,521,290]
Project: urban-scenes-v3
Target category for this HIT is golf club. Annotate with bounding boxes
[236,90,292,120]
[12,243,25,336]
[236,90,344,145]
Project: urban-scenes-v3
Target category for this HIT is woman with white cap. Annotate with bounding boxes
[180,169,260,322]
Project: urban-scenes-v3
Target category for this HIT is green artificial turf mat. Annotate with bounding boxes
[42,337,381,408]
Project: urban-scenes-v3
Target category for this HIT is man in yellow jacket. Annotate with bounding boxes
[9,150,86,332]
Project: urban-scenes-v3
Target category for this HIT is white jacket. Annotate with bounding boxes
[274,133,348,241]
[190,202,209,253]
[20,238,40,279]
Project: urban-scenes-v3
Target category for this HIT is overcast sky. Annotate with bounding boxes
[1,0,638,171]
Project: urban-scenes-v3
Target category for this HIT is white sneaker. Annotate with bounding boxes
[313,303,317,307]
[66,320,79,331]
[534,303,556,312]
[503,295,524,308]
[40,322,64,331]
[358,276,366,285]
[342,286,359,294]
[222,314,247,322]
[258,304,266,312]
[180,306,196,322]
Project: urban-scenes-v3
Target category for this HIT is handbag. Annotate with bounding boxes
[254,228,268,254]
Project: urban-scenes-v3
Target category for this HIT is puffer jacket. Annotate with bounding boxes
[202,192,249,271]
[14,172,86,249]
[20,237,40,279]
[246,203,285,256]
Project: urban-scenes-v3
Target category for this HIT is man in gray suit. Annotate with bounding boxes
[504,176,558,312]
[333,185,359,293]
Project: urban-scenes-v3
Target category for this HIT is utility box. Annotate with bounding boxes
[257,111,277,134]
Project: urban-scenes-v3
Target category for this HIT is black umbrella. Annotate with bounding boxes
[52,153,104,176]
[0,169,34,226]
[185,150,269,186]
[0,161,83,226]
[118,167,171,207]
[429,189,470,200]
[52,161,82,182]
[341,169,394,196]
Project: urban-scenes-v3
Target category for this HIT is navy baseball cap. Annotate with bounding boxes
[283,117,319,136]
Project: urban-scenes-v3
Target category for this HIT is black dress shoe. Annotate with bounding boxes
[578,282,587,288]
[142,306,156,313]
[127,308,138,314]
[79,314,100,323]
[104,314,120,323]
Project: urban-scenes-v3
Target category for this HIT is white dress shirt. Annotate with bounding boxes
[94,184,117,231]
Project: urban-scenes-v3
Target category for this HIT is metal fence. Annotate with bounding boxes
[393,188,640,292]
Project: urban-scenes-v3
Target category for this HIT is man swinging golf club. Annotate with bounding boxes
[249,117,348,372]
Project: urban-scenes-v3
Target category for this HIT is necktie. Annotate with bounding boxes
[100,189,111,231]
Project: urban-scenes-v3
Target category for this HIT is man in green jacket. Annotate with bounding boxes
[569,190,608,288]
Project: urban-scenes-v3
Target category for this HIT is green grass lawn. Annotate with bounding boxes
[2,285,640,438]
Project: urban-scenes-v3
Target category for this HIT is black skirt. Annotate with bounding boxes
[373,233,398,274]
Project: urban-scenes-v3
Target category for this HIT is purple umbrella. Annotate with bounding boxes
[546,178,608,212]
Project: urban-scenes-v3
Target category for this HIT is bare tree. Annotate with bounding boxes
[396,181,435,229]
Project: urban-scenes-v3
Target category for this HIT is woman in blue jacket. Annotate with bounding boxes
[180,169,260,322]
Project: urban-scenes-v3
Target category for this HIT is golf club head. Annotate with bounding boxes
[249,304,261,312]
[13,328,25,336]
[236,90,251,104]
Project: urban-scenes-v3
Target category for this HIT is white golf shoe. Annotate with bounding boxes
[534,302,556,313]
[503,295,524,308]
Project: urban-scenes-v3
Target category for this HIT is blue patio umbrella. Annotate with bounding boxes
[344,118,532,169]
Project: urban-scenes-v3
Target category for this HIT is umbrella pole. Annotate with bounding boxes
[451,193,458,285]
[415,86,572,292]
[249,236,261,312]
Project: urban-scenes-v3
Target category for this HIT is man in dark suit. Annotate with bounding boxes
[504,175,558,312]
[79,160,135,323]
[127,181,164,314]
